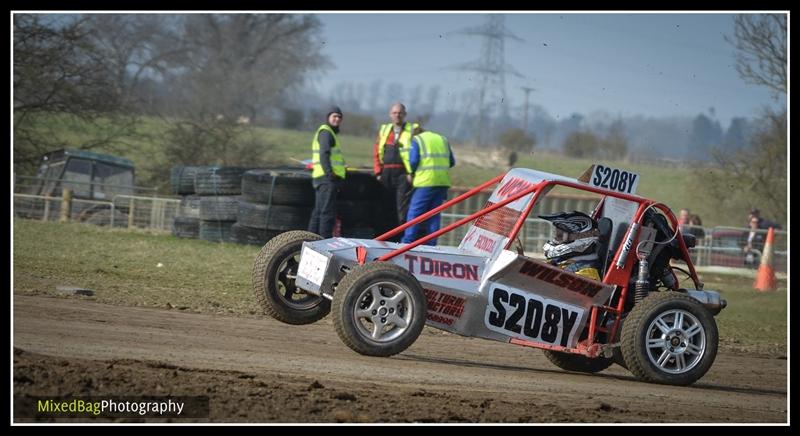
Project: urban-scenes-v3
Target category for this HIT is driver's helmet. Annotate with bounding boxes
[539,211,600,264]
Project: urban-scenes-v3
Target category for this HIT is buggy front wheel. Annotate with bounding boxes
[332,262,427,357]
[621,292,718,385]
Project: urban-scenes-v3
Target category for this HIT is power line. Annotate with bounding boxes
[448,15,524,145]
[521,86,536,131]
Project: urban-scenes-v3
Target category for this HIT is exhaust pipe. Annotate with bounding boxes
[685,289,727,316]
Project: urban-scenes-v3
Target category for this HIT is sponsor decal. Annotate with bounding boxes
[474,234,497,253]
[518,261,604,298]
[423,288,466,326]
[589,164,639,194]
[404,254,479,281]
[485,285,584,348]
[473,202,521,236]
[496,177,535,200]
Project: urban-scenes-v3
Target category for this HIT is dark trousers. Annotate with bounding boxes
[380,168,412,226]
[308,180,338,238]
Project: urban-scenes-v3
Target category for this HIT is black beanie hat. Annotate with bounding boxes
[326,105,343,118]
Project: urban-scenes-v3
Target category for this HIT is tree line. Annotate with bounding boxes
[14,13,328,177]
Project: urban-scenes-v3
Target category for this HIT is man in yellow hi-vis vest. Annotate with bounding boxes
[401,127,456,245]
[372,103,418,236]
[308,106,346,238]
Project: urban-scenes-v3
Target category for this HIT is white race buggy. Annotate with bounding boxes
[252,166,726,386]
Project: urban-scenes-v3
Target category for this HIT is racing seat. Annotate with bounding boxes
[595,217,613,276]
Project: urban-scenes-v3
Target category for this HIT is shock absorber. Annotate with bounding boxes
[635,257,650,304]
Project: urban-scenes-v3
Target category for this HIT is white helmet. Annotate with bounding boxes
[540,211,600,263]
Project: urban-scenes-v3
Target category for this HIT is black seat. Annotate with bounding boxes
[596,217,613,276]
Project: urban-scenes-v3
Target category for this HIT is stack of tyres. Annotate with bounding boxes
[194,166,255,242]
[170,166,204,238]
[233,169,314,246]
[338,170,384,239]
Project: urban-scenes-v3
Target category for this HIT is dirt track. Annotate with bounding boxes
[13,295,787,423]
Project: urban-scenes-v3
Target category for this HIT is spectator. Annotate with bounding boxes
[677,208,704,239]
[308,106,346,238]
[678,208,692,226]
[372,103,418,238]
[688,214,705,239]
[743,215,767,268]
[748,208,782,230]
[401,127,455,246]
[744,215,766,253]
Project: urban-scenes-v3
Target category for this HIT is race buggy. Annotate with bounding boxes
[252,165,727,386]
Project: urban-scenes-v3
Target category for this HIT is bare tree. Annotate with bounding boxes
[82,14,186,108]
[13,14,139,173]
[175,14,329,123]
[691,13,788,227]
[727,14,787,98]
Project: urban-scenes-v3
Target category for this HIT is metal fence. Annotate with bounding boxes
[13,193,181,233]
[14,182,787,273]
[438,213,787,272]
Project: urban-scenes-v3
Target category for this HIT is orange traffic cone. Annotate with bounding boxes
[754,227,777,292]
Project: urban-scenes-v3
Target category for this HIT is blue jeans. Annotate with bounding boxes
[401,187,449,245]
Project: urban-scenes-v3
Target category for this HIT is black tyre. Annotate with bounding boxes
[172,216,200,238]
[199,195,240,221]
[338,200,374,228]
[621,292,718,385]
[241,169,314,206]
[170,166,203,195]
[251,230,330,324]
[178,195,201,219]
[542,350,613,374]
[199,220,235,242]
[194,166,255,195]
[332,262,427,357]
[229,223,280,246]
[338,171,382,201]
[341,227,375,239]
[236,201,311,231]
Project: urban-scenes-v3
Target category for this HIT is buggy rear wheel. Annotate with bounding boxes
[251,230,330,324]
[332,262,427,357]
[621,292,718,385]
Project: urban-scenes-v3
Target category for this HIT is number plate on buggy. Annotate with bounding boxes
[589,164,640,194]
[297,247,329,287]
[484,284,586,348]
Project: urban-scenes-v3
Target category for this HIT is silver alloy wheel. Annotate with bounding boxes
[353,281,413,342]
[645,309,706,374]
[274,252,318,309]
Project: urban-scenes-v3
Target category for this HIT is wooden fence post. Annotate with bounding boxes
[59,189,72,223]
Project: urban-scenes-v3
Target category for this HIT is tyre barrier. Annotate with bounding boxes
[338,200,375,228]
[341,226,375,239]
[236,201,312,231]
[179,195,201,219]
[241,169,314,207]
[194,166,255,195]
[199,195,240,221]
[338,170,382,201]
[199,220,235,242]
[170,166,203,195]
[172,216,200,238]
[229,223,281,246]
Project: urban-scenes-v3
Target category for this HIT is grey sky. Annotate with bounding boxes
[311,12,786,128]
